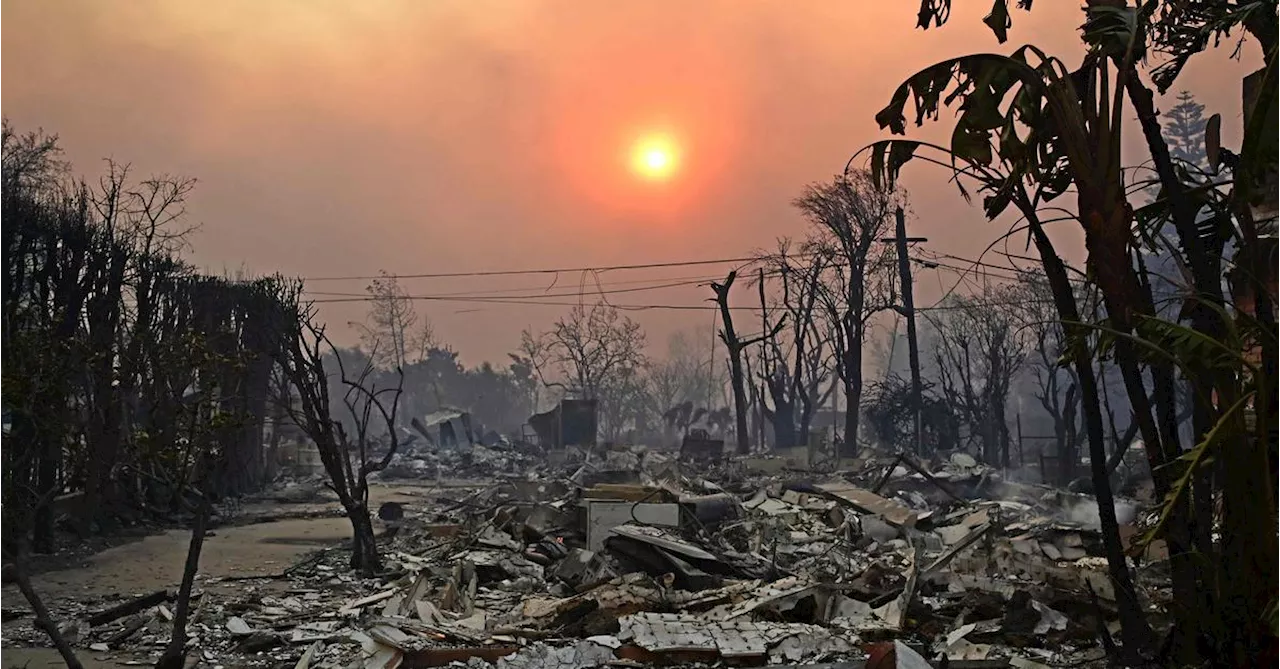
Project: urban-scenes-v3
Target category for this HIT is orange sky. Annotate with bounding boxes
[2,1,1262,364]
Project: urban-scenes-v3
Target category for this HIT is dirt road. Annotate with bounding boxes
[1,481,437,668]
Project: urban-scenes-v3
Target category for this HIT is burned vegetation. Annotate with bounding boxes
[2,2,1277,669]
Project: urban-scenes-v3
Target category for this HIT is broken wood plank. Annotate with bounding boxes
[870,454,905,494]
[923,522,992,574]
[815,482,922,527]
[219,571,287,582]
[87,589,173,627]
[338,588,398,614]
[898,451,968,504]
[402,645,519,668]
[364,615,488,643]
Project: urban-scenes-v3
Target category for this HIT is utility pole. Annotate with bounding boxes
[881,208,926,455]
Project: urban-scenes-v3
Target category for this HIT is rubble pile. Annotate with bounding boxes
[378,440,547,480]
[7,446,1165,668]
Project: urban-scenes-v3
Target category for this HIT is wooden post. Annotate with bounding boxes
[1016,412,1025,467]
[882,208,927,455]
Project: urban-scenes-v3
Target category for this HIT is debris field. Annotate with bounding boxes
[2,442,1169,669]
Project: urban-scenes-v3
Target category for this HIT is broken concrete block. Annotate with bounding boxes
[553,548,606,591]
[225,616,252,635]
[862,515,899,543]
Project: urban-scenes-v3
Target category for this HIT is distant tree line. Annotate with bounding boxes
[319,343,539,441]
[520,302,728,444]
[328,271,540,439]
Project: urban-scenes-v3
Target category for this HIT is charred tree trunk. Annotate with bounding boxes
[841,343,862,458]
[996,401,1011,470]
[83,238,128,531]
[1223,54,1279,664]
[765,382,797,451]
[32,442,58,555]
[982,396,1000,466]
[346,502,380,575]
[713,273,751,455]
[9,556,83,669]
[797,385,817,447]
[1058,385,1080,486]
[1145,58,1280,661]
[156,496,211,669]
[712,272,779,455]
[726,354,751,455]
[275,307,403,579]
[33,225,90,553]
[1077,182,1201,660]
[1026,202,1154,658]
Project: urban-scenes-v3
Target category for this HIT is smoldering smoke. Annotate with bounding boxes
[1064,498,1138,531]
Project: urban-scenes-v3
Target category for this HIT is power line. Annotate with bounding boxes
[304,247,1067,291]
[300,248,1074,314]
[302,272,728,298]
[309,278,721,304]
[915,250,1090,295]
[918,298,1055,311]
[303,255,769,282]
[306,264,793,310]
[920,259,1032,283]
[307,287,1052,313]
[314,294,736,311]
[925,250,1088,282]
[919,251,1037,278]
[303,246,1082,288]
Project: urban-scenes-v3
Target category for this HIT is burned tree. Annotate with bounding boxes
[358,270,435,370]
[155,474,212,669]
[646,330,724,433]
[1014,276,1090,484]
[2,123,295,557]
[863,376,959,454]
[0,122,310,669]
[520,301,647,441]
[0,386,83,669]
[277,304,404,576]
[928,285,1029,466]
[711,270,782,454]
[753,243,834,449]
[798,171,901,455]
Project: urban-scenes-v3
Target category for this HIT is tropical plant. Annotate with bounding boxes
[861,1,1277,663]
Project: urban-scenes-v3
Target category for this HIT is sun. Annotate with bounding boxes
[630,134,680,181]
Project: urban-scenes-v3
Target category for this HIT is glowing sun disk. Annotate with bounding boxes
[631,135,679,181]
